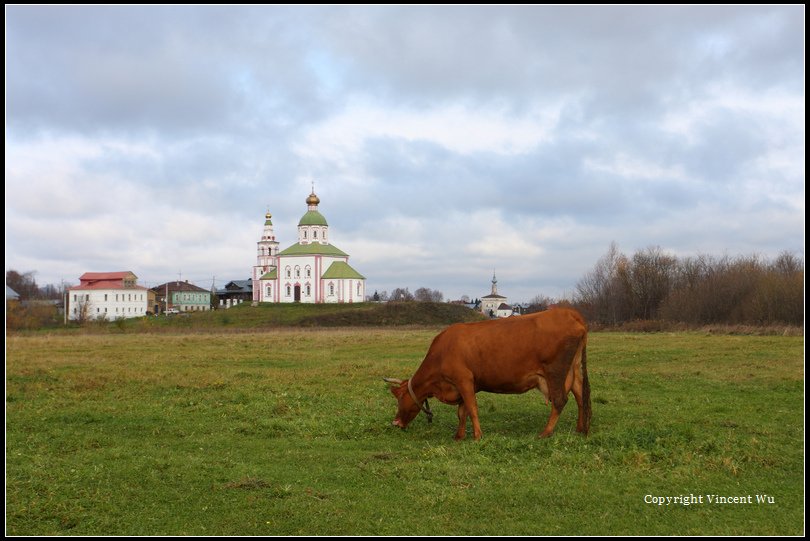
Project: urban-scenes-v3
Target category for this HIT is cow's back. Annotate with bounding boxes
[429,307,587,393]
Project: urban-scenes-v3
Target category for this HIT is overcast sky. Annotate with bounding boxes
[5,6,805,302]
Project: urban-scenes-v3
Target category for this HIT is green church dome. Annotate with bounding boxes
[298,210,328,226]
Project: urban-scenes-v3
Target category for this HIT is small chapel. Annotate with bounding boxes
[251,189,366,303]
[480,272,511,317]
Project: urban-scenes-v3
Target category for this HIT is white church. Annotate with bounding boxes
[251,189,366,303]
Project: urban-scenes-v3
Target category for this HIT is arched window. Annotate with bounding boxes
[306,266,311,278]
[295,266,301,279]
[286,267,291,279]
[314,230,318,239]
[306,284,311,297]
[329,283,335,296]
[286,285,291,296]
[266,286,271,296]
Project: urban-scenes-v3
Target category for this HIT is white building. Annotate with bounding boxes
[480,272,509,317]
[68,271,149,320]
[252,189,366,303]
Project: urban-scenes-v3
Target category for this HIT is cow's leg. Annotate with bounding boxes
[539,388,568,438]
[454,403,468,440]
[571,368,587,433]
[456,381,482,440]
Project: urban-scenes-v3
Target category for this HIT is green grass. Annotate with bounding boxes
[5,330,804,535]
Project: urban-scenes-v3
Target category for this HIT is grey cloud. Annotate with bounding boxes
[5,6,804,299]
[6,6,340,138]
[321,6,803,110]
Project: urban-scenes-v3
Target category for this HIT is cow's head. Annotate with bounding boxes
[384,377,422,429]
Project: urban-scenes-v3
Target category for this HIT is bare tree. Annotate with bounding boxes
[575,241,630,325]
[389,287,414,302]
[6,270,39,300]
[414,287,444,302]
[71,296,92,325]
[626,246,678,320]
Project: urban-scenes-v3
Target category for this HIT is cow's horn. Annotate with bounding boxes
[383,377,403,384]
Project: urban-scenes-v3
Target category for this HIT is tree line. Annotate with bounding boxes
[6,270,66,300]
[7,244,804,330]
[372,287,445,303]
[574,243,803,326]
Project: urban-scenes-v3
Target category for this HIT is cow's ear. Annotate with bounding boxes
[390,384,406,399]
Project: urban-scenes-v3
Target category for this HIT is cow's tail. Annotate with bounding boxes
[580,337,592,435]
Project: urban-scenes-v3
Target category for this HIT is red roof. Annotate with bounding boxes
[68,281,147,291]
[68,271,146,291]
[79,271,136,281]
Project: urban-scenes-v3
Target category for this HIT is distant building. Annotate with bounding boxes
[6,286,20,303]
[216,280,252,308]
[151,280,211,314]
[252,188,366,303]
[68,271,148,320]
[495,303,514,318]
[480,272,508,317]
[511,303,528,316]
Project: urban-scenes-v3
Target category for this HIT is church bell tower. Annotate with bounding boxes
[252,211,279,301]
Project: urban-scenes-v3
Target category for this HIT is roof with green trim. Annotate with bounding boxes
[321,261,365,280]
[298,210,328,226]
[260,268,278,280]
[278,242,348,257]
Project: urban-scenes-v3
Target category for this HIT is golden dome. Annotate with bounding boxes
[306,191,320,206]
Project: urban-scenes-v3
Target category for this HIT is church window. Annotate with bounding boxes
[267,286,271,296]
[303,230,307,239]
[306,266,311,278]
[286,285,291,297]
[314,230,318,239]
[306,284,311,296]
[295,267,301,278]
[329,283,335,296]
[286,267,291,279]
[357,283,361,296]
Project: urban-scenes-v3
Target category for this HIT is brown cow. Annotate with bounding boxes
[385,306,590,440]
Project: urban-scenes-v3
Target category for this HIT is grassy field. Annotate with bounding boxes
[5,328,804,535]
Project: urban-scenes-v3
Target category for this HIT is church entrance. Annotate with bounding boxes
[294,285,301,302]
